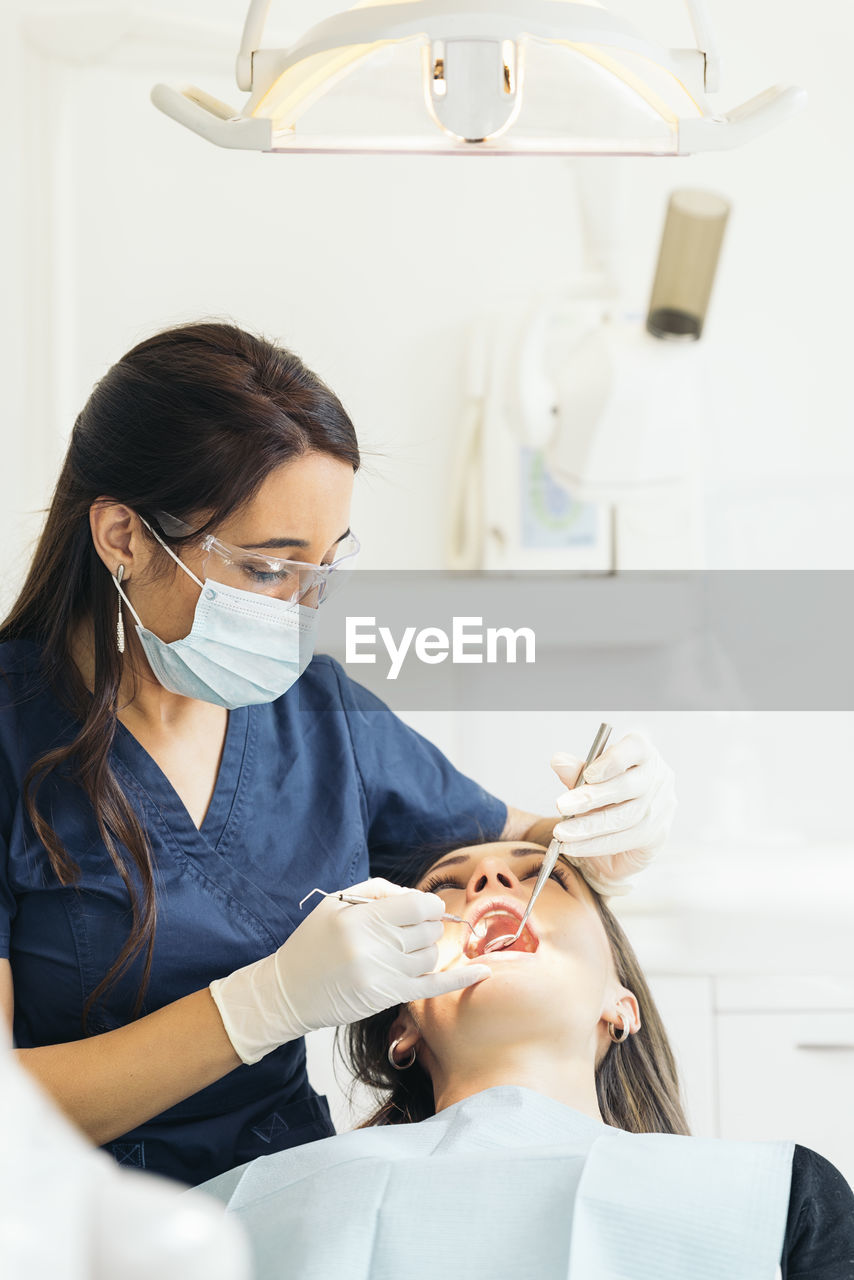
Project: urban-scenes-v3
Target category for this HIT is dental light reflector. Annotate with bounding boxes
[151,0,806,156]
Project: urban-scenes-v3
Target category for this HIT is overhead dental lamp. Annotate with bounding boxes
[152,0,806,156]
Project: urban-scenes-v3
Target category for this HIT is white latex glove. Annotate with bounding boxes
[550,732,676,896]
[210,878,491,1065]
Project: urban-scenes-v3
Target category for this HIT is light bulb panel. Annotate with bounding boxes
[152,1,806,156]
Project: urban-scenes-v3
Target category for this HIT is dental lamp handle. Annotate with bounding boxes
[237,0,273,90]
[683,0,721,92]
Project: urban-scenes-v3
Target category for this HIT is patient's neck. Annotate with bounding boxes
[428,1041,603,1122]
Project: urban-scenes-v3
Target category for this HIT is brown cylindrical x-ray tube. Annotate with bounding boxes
[646,189,731,341]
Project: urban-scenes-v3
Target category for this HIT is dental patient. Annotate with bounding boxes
[201,843,854,1279]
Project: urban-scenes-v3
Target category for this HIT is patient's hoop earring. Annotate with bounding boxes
[114,564,126,654]
[608,1009,632,1043]
[388,1038,416,1070]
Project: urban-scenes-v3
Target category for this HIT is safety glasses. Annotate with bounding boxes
[154,512,359,605]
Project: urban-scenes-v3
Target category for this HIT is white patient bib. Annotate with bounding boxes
[570,1126,794,1278]
[199,1087,793,1280]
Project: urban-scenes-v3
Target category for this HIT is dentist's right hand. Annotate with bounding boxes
[209,879,491,1065]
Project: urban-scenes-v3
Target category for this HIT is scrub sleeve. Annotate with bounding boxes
[0,641,506,1186]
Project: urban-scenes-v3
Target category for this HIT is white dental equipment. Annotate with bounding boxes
[448,181,732,572]
[543,188,730,514]
[151,1,805,157]
[483,721,611,952]
[0,1033,251,1280]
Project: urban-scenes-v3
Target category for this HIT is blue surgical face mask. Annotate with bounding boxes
[111,523,318,710]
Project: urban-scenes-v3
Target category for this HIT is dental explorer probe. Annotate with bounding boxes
[482,722,613,955]
[298,888,484,937]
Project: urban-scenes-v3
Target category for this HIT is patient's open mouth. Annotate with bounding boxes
[463,901,539,959]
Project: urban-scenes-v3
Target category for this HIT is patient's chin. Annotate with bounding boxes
[430,948,602,1040]
[437,984,576,1048]
[438,957,569,1029]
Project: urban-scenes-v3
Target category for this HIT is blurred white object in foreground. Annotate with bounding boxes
[0,1034,250,1280]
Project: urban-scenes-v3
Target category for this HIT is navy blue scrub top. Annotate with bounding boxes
[0,639,506,1187]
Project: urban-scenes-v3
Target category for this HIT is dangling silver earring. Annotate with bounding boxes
[388,1038,416,1070]
[115,564,125,654]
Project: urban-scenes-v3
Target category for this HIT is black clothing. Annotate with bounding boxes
[783,1145,854,1278]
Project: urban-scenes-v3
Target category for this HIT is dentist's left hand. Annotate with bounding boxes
[550,732,676,895]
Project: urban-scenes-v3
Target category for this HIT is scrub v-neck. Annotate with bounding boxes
[113,704,250,852]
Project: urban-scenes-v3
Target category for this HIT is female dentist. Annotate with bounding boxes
[0,322,675,1186]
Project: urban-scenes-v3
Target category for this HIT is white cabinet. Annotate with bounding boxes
[643,974,854,1189]
[714,977,854,1190]
[716,1010,854,1188]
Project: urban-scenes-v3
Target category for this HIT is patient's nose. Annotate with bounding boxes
[466,857,522,899]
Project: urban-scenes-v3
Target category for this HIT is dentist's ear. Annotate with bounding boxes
[89,500,154,580]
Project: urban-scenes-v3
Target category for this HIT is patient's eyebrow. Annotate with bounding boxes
[422,853,470,875]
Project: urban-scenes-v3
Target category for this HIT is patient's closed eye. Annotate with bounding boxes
[422,878,464,894]
[421,859,573,896]
[522,861,573,892]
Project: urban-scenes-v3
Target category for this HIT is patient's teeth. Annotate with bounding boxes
[464,910,538,957]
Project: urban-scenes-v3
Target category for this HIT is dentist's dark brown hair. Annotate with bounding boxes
[345,853,690,1136]
[0,321,360,1031]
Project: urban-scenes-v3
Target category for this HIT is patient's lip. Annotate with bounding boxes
[465,951,536,963]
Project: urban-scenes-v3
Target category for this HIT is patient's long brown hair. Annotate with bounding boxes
[345,852,690,1136]
[1,321,360,1031]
